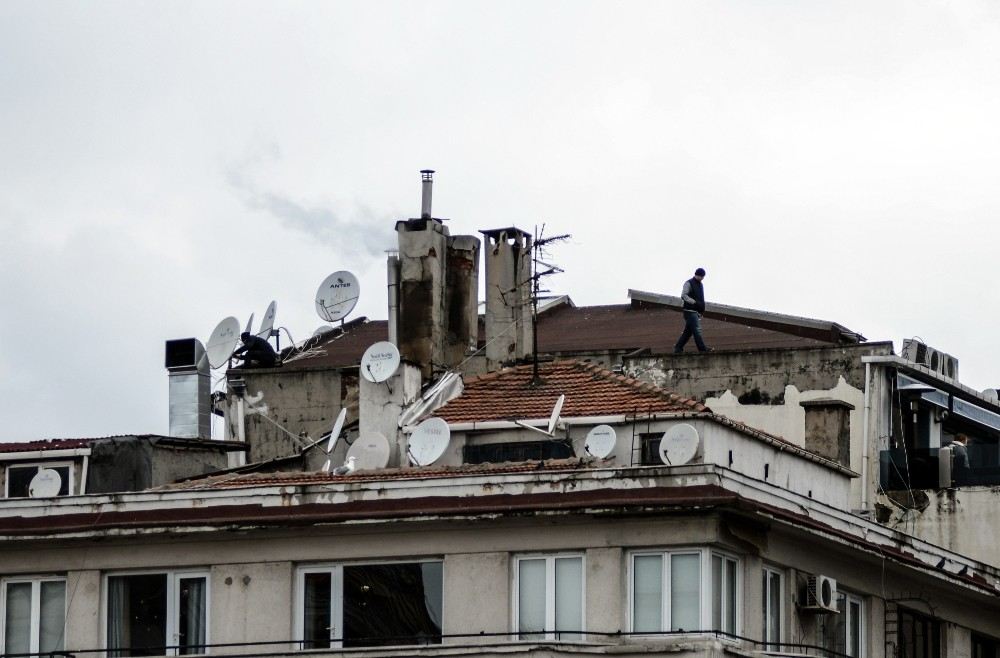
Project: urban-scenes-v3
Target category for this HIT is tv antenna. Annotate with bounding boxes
[529,224,570,384]
[205,316,241,369]
[585,425,617,459]
[408,417,451,466]
[315,270,360,324]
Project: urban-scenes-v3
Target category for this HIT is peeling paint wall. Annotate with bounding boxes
[360,362,422,467]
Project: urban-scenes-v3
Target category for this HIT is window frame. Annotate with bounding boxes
[627,548,742,637]
[101,569,211,657]
[819,590,865,658]
[0,575,67,655]
[761,566,784,649]
[512,553,586,642]
[293,558,445,650]
[5,461,75,498]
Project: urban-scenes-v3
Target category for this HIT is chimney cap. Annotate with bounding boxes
[420,169,435,177]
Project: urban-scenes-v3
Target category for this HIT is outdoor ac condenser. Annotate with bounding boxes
[801,575,839,613]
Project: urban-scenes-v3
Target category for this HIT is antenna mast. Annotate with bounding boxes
[529,224,570,385]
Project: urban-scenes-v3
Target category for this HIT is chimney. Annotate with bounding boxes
[164,338,211,438]
[395,170,481,377]
[421,169,434,219]
[480,227,533,371]
[386,250,400,345]
[800,398,855,467]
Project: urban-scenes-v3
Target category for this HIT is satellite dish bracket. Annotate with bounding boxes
[513,421,554,438]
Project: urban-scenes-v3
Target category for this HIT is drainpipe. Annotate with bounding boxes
[861,362,871,511]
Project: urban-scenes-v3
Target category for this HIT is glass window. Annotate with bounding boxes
[6,464,73,498]
[897,607,939,658]
[2,577,66,655]
[297,561,443,648]
[762,567,782,649]
[819,592,864,658]
[106,572,208,656]
[515,555,583,641]
[630,549,739,635]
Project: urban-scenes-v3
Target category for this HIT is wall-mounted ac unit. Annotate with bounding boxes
[902,339,959,380]
[801,575,839,613]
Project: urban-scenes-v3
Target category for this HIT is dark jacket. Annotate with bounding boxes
[682,277,706,313]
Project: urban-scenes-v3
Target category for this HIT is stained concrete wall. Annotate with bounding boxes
[359,363,422,467]
[211,561,294,654]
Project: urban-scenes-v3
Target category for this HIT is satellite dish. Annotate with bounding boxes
[409,417,450,466]
[257,301,277,338]
[315,271,360,322]
[28,469,62,498]
[313,325,334,337]
[360,341,401,383]
[326,408,348,455]
[547,394,565,435]
[585,425,617,459]
[206,317,241,369]
[983,388,999,403]
[346,432,391,470]
[658,423,701,466]
[244,313,255,334]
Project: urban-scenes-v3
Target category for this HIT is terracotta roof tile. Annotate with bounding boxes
[434,360,707,424]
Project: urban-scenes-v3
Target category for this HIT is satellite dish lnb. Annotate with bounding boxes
[585,425,617,459]
[206,317,241,369]
[257,300,277,338]
[29,469,62,498]
[346,432,391,470]
[360,341,401,383]
[315,271,360,322]
[409,417,451,466]
[658,423,700,465]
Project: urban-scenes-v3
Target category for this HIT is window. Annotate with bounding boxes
[514,555,583,641]
[897,607,939,658]
[6,463,72,498]
[464,441,573,464]
[761,567,783,650]
[297,561,442,648]
[106,572,208,656]
[974,633,1000,658]
[629,549,740,635]
[819,592,864,658]
[2,577,65,655]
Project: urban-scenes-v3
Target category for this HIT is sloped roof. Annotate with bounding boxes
[434,360,706,424]
[0,438,93,453]
[0,436,245,454]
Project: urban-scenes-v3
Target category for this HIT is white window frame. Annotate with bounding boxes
[843,592,864,658]
[761,566,784,649]
[5,461,75,498]
[627,548,741,636]
[512,553,586,641]
[293,558,444,649]
[0,576,67,655]
[102,569,211,656]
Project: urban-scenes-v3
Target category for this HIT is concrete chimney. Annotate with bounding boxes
[480,227,533,371]
[800,398,855,467]
[164,338,211,438]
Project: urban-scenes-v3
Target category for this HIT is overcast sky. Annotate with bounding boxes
[2,1,999,441]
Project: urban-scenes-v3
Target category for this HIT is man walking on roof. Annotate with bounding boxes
[674,268,711,353]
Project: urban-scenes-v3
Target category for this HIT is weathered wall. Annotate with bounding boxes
[359,363,422,467]
[87,439,153,492]
[149,444,230,487]
[231,368,347,464]
[211,561,294,654]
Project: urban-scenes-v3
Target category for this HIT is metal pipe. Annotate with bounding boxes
[387,252,400,345]
[420,169,434,219]
[861,361,871,511]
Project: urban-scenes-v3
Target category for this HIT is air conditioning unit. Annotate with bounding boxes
[902,339,959,380]
[801,575,839,613]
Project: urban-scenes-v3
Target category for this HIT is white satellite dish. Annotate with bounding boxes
[360,341,401,383]
[28,469,62,498]
[326,408,348,455]
[983,388,999,403]
[257,300,277,338]
[658,423,701,466]
[547,394,566,435]
[585,425,617,459]
[409,417,450,466]
[205,317,241,369]
[346,432,391,470]
[313,325,335,338]
[315,271,360,322]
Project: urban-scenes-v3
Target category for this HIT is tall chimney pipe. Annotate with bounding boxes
[420,169,434,219]
[386,250,400,345]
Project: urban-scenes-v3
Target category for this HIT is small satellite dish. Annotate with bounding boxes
[658,423,701,466]
[983,388,999,403]
[28,469,62,498]
[409,417,450,466]
[313,325,334,337]
[360,341,401,383]
[346,432,391,470]
[547,394,565,435]
[244,313,255,335]
[326,408,348,455]
[206,317,241,369]
[585,425,617,459]
[315,271,360,322]
[257,301,277,338]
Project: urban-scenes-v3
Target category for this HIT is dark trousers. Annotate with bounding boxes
[674,311,708,352]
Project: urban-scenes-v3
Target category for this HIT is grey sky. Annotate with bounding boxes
[2,1,998,441]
